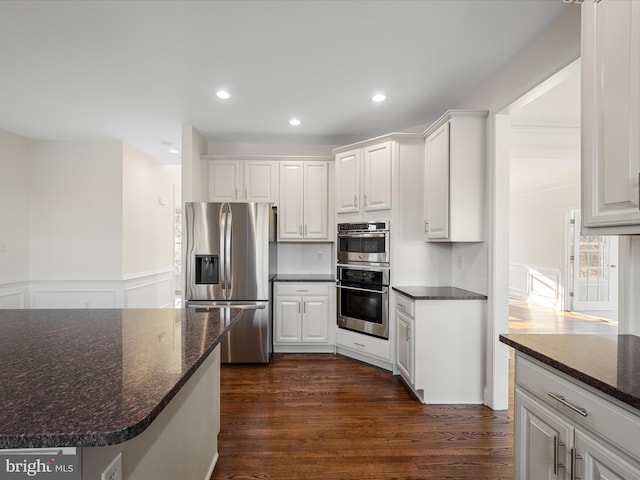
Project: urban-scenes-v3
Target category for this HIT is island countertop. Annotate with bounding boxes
[0,307,241,449]
[500,333,640,411]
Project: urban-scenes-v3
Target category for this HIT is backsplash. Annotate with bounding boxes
[277,242,333,274]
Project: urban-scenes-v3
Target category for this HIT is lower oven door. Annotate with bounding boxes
[336,283,389,340]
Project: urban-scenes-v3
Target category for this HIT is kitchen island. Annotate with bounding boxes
[501,334,640,479]
[0,307,241,480]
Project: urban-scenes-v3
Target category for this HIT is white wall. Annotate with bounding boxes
[0,129,30,284]
[277,242,333,275]
[0,135,176,308]
[511,184,579,268]
[181,125,207,203]
[29,139,123,281]
[122,143,176,277]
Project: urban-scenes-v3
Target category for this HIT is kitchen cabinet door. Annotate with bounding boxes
[515,388,573,480]
[301,296,329,343]
[425,122,450,240]
[303,162,328,239]
[275,296,302,343]
[574,430,640,480]
[209,161,242,202]
[396,309,413,386]
[244,160,277,203]
[362,142,392,211]
[581,0,640,233]
[335,149,361,214]
[279,163,305,239]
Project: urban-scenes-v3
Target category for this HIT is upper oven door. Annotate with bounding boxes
[337,231,389,265]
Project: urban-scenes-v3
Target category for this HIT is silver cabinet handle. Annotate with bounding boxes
[570,448,582,480]
[354,195,358,207]
[364,193,368,206]
[548,393,588,417]
[554,435,565,475]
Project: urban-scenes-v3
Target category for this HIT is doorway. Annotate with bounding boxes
[506,59,619,330]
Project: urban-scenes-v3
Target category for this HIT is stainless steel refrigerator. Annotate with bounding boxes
[184,202,276,363]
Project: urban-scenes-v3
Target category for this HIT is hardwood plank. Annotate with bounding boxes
[211,354,513,479]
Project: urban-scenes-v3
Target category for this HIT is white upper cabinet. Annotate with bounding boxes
[334,149,360,213]
[208,161,241,202]
[423,110,487,242]
[208,160,277,203]
[278,161,328,241]
[335,141,392,214]
[581,0,640,233]
[362,143,392,211]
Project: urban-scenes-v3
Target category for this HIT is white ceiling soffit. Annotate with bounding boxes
[0,1,569,164]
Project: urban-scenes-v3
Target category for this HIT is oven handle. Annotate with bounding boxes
[336,284,388,295]
[337,232,388,238]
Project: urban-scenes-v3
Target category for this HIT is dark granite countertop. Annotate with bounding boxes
[273,274,336,282]
[392,286,487,300]
[0,308,240,449]
[500,334,640,411]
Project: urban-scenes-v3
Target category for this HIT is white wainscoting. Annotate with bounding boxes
[124,270,175,308]
[509,263,562,309]
[29,282,122,309]
[0,283,29,309]
[1,271,175,309]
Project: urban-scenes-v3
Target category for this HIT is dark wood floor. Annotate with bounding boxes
[210,303,611,479]
[211,354,513,480]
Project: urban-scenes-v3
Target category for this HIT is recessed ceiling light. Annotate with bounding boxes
[216,90,231,99]
[289,118,301,126]
[168,148,180,154]
[372,93,386,102]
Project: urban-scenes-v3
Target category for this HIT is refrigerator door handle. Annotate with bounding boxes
[224,204,232,292]
[219,205,227,290]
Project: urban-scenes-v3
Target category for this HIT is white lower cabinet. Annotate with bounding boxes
[514,355,640,480]
[274,283,335,353]
[394,293,484,404]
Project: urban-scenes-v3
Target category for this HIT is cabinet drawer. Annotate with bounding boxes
[516,355,640,460]
[395,294,415,317]
[276,283,330,296]
[336,328,390,361]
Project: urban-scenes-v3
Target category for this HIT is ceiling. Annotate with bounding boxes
[0,1,569,165]
[510,58,581,194]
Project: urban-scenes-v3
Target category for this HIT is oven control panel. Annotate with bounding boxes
[338,221,389,233]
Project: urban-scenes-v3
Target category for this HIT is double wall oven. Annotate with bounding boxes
[336,222,390,340]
